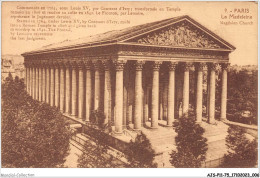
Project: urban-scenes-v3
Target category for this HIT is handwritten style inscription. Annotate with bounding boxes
[134,21,222,49]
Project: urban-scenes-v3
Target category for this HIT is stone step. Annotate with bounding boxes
[206,139,227,161]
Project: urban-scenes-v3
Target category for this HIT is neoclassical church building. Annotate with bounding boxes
[22,15,235,136]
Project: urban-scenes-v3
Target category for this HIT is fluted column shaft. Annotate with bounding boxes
[39,67,42,102]
[115,61,125,133]
[71,64,77,116]
[25,66,28,92]
[196,63,204,122]
[26,66,30,93]
[46,67,50,104]
[30,67,33,96]
[208,63,216,123]
[103,61,111,125]
[65,64,71,114]
[35,67,39,100]
[221,63,228,120]
[134,61,144,130]
[182,63,190,116]
[59,65,65,112]
[78,65,84,119]
[151,62,161,128]
[167,62,177,126]
[94,63,100,110]
[32,67,36,99]
[50,66,55,106]
[54,65,60,108]
[42,67,46,102]
[85,62,92,121]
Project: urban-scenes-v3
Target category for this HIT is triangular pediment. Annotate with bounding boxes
[122,18,234,50]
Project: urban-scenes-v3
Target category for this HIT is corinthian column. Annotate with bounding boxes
[38,65,42,102]
[71,62,77,116]
[134,61,144,130]
[50,64,55,107]
[220,63,229,120]
[35,66,39,100]
[114,60,126,133]
[208,63,217,124]
[94,62,100,111]
[54,63,60,108]
[78,62,84,119]
[26,64,30,93]
[196,63,205,122]
[103,60,111,125]
[84,61,92,121]
[42,64,46,102]
[25,63,28,93]
[151,61,161,128]
[32,66,36,99]
[30,66,33,97]
[59,63,65,112]
[46,65,50,104]
[167,62,177,126]
[182,62,191,116]
[65,62,71,114]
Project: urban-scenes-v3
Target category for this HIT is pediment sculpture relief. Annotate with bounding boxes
[132,21,223,49]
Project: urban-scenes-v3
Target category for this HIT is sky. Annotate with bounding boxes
[2,1,258,65]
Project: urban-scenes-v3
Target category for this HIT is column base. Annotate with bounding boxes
[149,126,158,129]
[220,117,227,121]
[208,120,217,125]
[112,131,123,136]
[166,124,173,127]
[128,123,134,129]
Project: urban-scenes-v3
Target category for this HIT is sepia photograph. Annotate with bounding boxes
[1,1,258,177]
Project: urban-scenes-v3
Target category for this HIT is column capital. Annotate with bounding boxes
[24,61,30,67]
[195,62,206,71]
[168,62,178,71]
[114,60,126,71]
[152,61,162,71]
[53,62,60,69]
[38,61,45,69]
[70,61,78,69]
[207,63,218,71]
[135,61,145,71]
[31,62,37,68]
[57,61,65,68]
[76,61,85,70]
[101,60,111,71]
[83,60,92,70]
[64,61,71,68]
[48,61,55,69]
[33,61,39,67]
[93,61,102,71]
[220,63,230,70]
[183,62,193,71]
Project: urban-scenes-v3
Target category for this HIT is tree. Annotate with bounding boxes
[2,74,71,168]
[170,113,208,168]
[227,69,258,125]
[221,125,258,168]
[126,133,157,168]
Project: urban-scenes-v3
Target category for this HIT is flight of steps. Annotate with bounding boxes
[140,120,229,167]
[201,121,229,167]
[140,124,177,168]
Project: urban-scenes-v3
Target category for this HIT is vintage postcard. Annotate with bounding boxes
[1,1,258,177]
